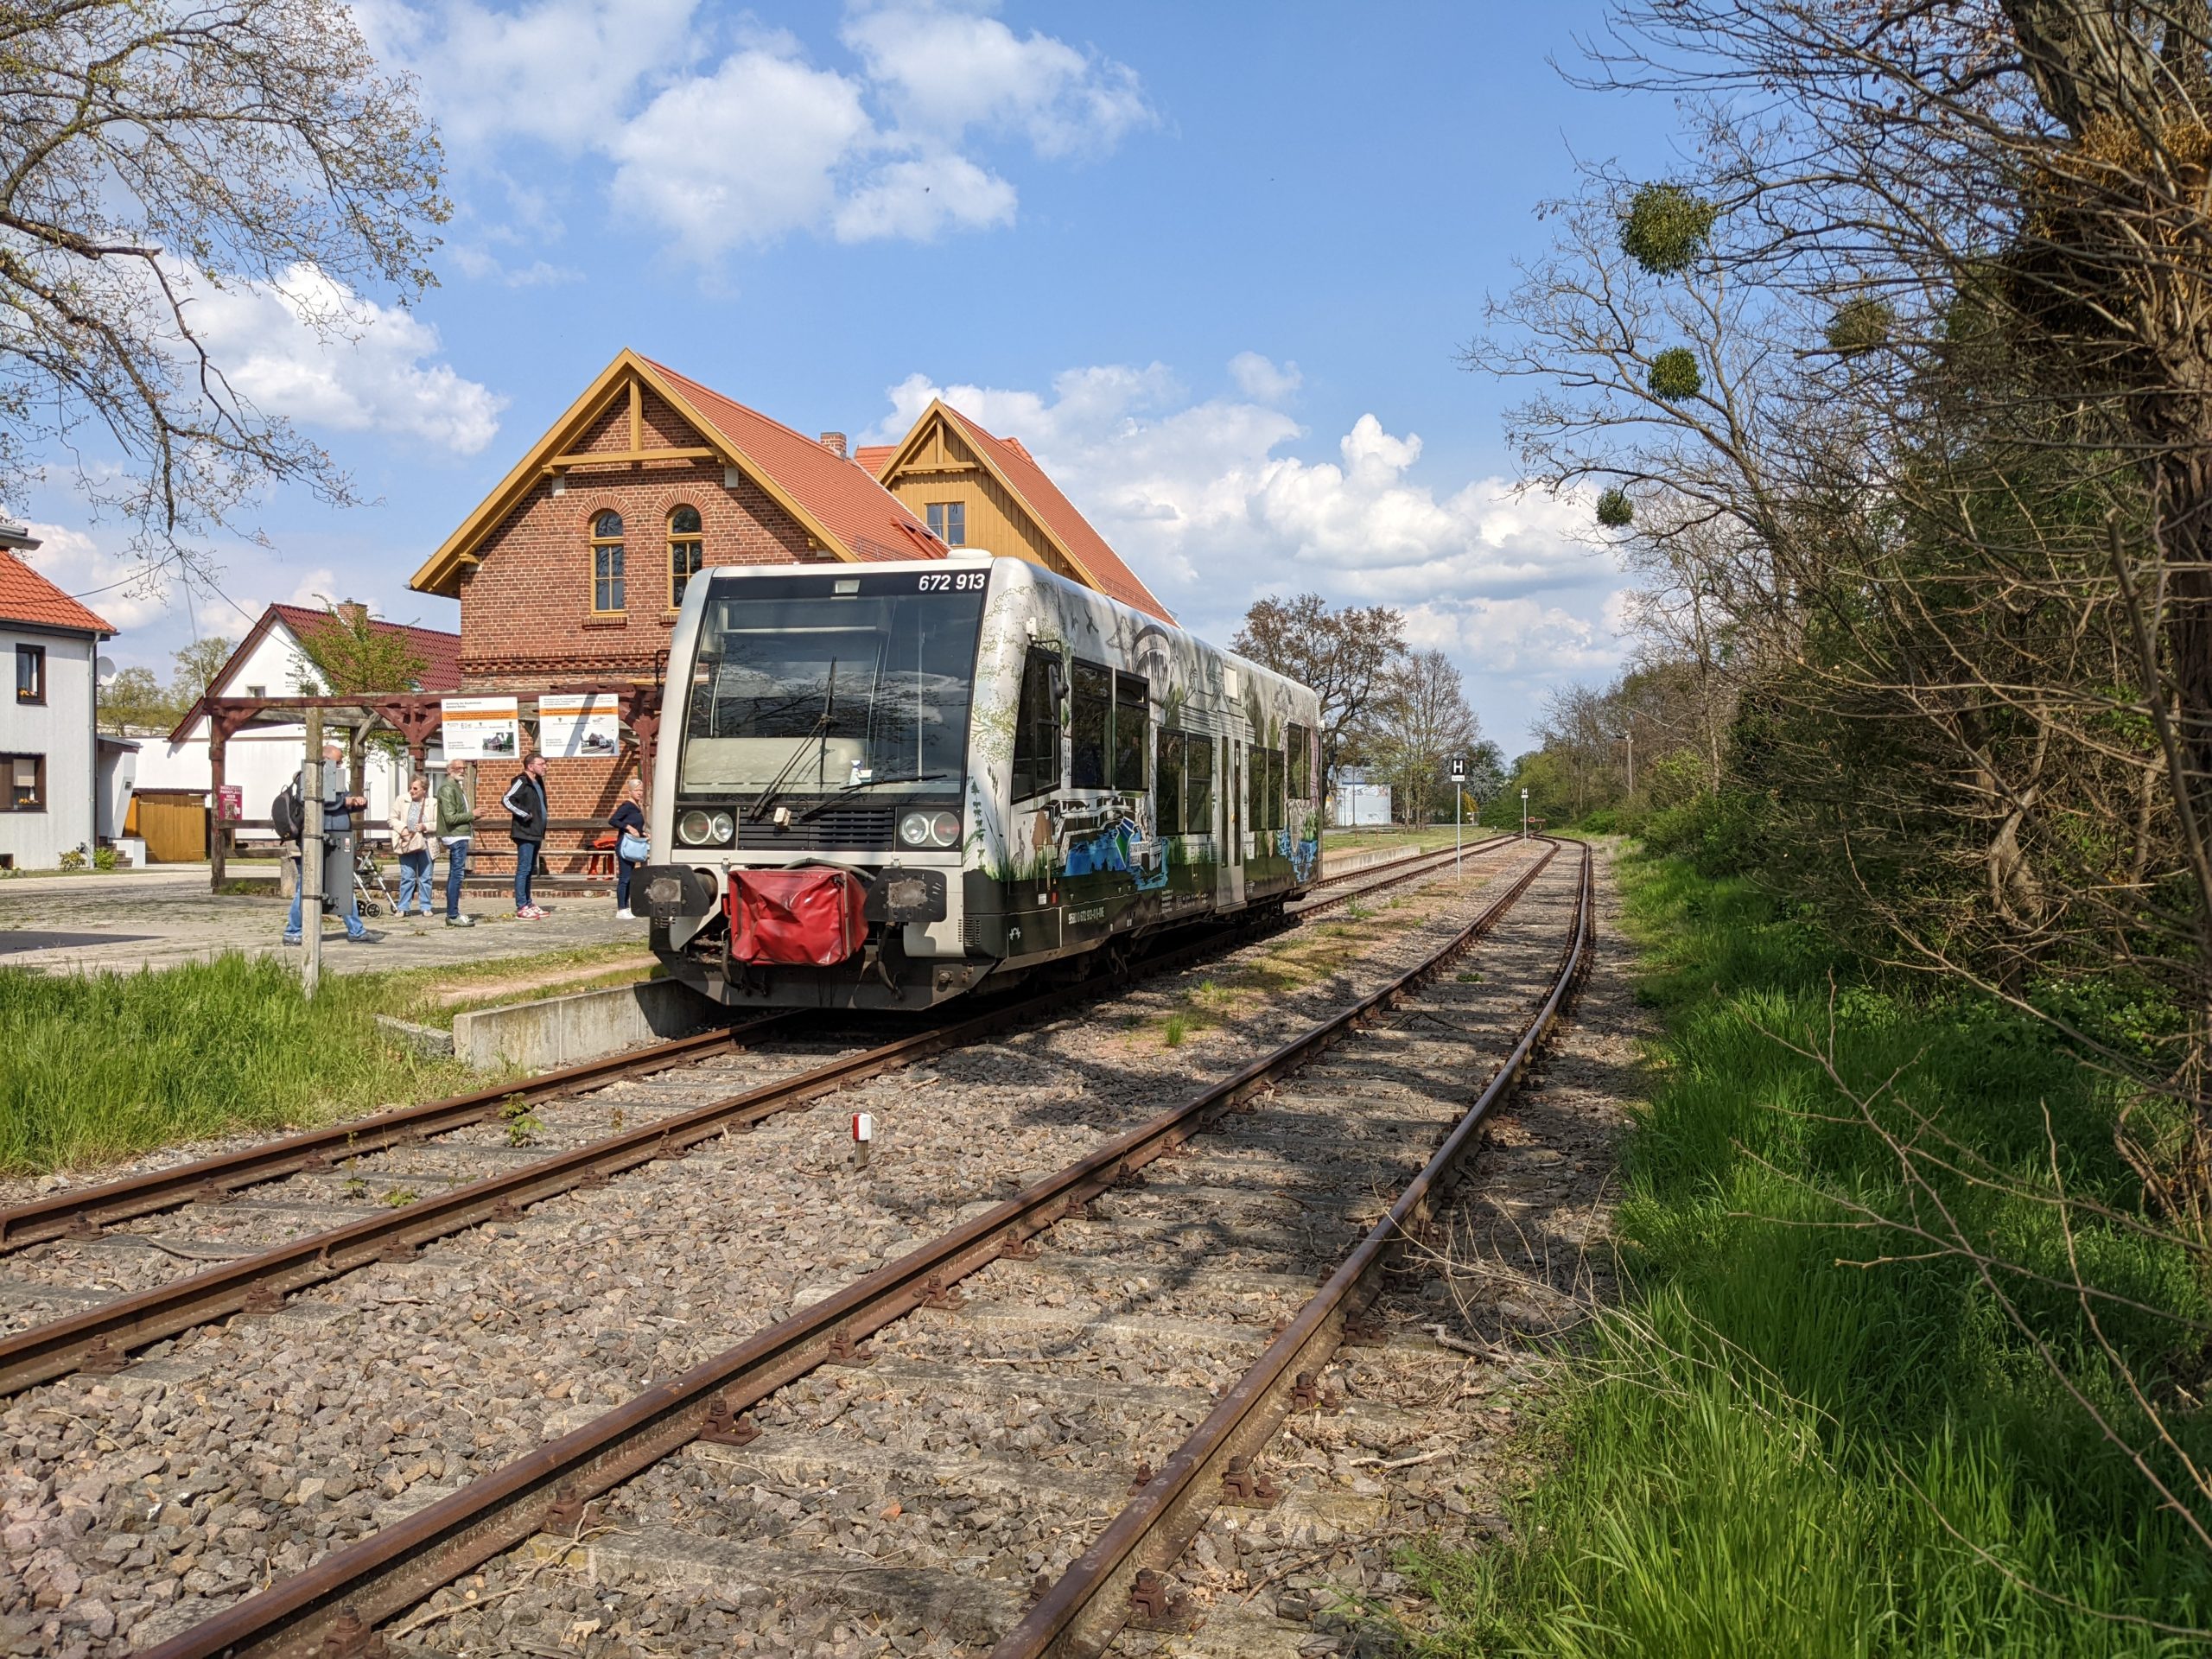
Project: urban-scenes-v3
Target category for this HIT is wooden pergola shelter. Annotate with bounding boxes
[200,683,664,893]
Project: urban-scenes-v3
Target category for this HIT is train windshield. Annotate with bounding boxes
[682,576,987,798]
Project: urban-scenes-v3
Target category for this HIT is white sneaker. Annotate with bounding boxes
[614,908,635,920]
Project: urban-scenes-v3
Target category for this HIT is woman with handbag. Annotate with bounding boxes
[611,777,650,920]
[389,775,435,919]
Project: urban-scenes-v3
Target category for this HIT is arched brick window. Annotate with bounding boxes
[591,511,625,613]
[668,505,702,607]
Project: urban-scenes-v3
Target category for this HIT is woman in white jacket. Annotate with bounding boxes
[389,776,436,919]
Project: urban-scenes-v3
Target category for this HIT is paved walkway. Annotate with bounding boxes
[0,867,643,976]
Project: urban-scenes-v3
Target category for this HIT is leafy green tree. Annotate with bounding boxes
[169,636,235,708]
[99,666,176,734]
[291,601,427,695]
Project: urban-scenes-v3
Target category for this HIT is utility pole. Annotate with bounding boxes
[302,708,323,997]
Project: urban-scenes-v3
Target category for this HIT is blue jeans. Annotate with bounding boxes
[617,858,642,911]
[397,849,433,914]
[443,837,469,918]
[286,853,365,940]
[513,839,538,910]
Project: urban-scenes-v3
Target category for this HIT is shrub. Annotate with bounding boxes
[91,846,119,871]
[1649,347,1703,401]
[1596,486,1635,527]
[1619,181,1718,274]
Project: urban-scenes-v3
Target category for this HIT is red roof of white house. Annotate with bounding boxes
[167,604,461,742]
[644,360,943,563]
[0,554,116,636]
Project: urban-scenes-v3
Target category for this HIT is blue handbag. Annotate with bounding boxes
[618,830,652,862]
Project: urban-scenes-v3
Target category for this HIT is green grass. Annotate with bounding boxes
[0,953,492,1173]
[1404,855,2212,1656]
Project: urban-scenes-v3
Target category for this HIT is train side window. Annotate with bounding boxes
[1070,662,1111,789]
[1113,673,1148,791]
[1157,730,1185,831]
[1269,748,1287,830]
[1011,648,1063,802]
[1287,722,1312,798]
[1185,735,1213,835]
[1251,747,1284,832]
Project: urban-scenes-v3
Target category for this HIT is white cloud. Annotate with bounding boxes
[868,359,1630,745]
[353,0,701,156]
[449,247,582,288]
[286,568,342,609]
[842,1,1154,158]
[832,152,1018,242]
[1229,352,1301,404]
[19,524,169,631]
[183,264,507,454]
[607,48,873,253]
[362,0,1153,260]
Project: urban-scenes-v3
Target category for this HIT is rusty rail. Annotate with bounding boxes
[0,838,1516,1396]
[136,844,1560,1659]
[995,838,1595,1657]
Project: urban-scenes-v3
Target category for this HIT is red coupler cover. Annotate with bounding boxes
[728,868,869,966]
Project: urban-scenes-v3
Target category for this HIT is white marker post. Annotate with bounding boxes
[852,1111,874,1168]
[1521,785,1530,840]
[1449,755,1466,874]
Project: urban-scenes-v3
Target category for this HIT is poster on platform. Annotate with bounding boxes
[537,693,621,760]
[439,696,519,761]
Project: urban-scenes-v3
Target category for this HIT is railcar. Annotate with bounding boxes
[635,553,1324,1009]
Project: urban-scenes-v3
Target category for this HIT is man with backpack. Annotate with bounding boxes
[282,741,373,945]
[502,752,550,918]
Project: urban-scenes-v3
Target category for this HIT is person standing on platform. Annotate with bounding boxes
[390,776,435,918]
[504,752,550,918]
[435,758,476,927]
[284,741,372,945]
[610,776,648,919]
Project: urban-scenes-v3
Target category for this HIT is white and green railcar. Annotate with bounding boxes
[638,553,1324,1010]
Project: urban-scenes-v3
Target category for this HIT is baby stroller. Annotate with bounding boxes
[353,841,401,918]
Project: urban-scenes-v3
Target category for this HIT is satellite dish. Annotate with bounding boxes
[95,656,117,687]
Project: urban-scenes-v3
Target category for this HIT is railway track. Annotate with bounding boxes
[108,839,1591,1659]
[0,836,1515,1399]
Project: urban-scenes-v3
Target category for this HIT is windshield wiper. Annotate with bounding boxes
[747,662,836,823]
[793,772,950,820]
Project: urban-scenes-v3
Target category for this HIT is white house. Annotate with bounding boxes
[1331,766,1394,829]
[0,530,118,870]
[137,603,461,856]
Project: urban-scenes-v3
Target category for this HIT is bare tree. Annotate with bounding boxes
[1231,592,1407,783]
[0,0,448,588]
[1364,649,1484,824]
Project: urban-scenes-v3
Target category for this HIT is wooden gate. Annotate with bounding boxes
[132,791,208,863]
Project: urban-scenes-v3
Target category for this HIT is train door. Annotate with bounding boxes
[1224,733,1245,906]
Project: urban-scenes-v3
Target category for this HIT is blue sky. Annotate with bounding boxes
[21,1,1678,754]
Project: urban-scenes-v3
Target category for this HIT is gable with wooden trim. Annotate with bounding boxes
[412,350,941,602]
[874,399,1175,622]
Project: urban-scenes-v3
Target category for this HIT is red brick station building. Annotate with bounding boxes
[401,349,1172,887]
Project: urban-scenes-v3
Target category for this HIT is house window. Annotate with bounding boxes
[245,684,267,699]
[3,753,44,811]
[15,645,44,705]
[668,505,703,607]
[926,501,966,546]
[591,511,625,613]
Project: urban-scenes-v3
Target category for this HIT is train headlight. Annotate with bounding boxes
[678,810,714,846]
[899,811,931,848]
[709,811,735,844]
[928,810,961,849]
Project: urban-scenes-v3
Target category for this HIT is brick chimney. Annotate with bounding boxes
[817,431,849,460]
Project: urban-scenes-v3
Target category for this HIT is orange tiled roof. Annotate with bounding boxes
[854,444,895,474]
[645,361,943,563]
[934,407,1173,622]
[0,553,116,635]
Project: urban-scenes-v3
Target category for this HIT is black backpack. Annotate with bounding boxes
[270,778,302,842]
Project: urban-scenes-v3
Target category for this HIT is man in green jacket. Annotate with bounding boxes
[435,759,477,927]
